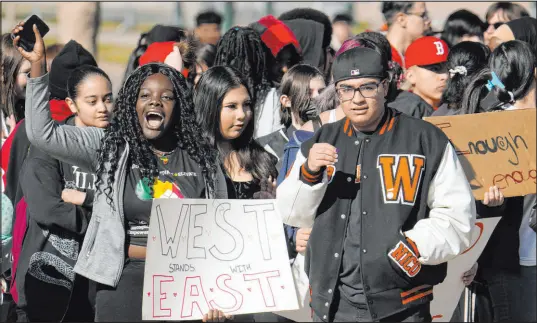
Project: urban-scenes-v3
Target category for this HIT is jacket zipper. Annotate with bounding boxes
[115,146,128,284]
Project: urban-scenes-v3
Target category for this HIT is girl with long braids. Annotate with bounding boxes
[12,23,229,322]
[194,66,277,200]
[214,27,279,139]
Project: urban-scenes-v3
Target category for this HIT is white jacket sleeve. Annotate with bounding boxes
[276,151,329,228]
[404,143,476,265]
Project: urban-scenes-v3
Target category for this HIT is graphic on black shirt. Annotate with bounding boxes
[124,151,204,246]
[135,176,185,200]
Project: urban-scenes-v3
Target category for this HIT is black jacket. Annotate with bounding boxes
[277,107,476,320]
[16,116,95,321]
[256,125,297,171]
[389,90,435,119]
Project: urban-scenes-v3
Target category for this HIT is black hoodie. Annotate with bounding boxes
[15,115,95,322]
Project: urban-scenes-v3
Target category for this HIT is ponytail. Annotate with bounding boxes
[460,67,491,115]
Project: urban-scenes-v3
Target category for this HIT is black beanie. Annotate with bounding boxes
[332,47,386,84]
[49,40,97,100]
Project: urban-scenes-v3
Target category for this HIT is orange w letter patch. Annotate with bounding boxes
[377,154,425,205]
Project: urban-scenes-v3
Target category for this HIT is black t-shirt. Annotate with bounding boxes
[123,149,206,246]
[225,176,260,200]
[338,130,367,307]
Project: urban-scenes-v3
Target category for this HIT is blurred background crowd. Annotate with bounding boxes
[2,1,535,95]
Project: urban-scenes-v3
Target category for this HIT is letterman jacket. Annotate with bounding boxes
[277,107,476,320]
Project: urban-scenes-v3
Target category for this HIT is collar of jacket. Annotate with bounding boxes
[341,106,398,137]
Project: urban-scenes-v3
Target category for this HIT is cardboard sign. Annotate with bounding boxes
[275,218,500,322]
[425,109,536,199]
[430,217,500,321]
[142,199,299,321]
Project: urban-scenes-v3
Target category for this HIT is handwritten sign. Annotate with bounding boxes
[425,109,536,199]
[275,218,500,322]
[142,199,299,321]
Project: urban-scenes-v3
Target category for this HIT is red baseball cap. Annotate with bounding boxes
[139,41,189,77]
[404,36,449,69]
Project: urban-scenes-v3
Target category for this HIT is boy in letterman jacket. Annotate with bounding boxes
[276,47,476,322]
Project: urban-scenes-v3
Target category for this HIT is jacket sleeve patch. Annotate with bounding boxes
[389,241,421,277]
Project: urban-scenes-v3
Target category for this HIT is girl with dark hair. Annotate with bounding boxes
[257,64,325,171]
[215,26,278,139]
[16,65,113,322]
[13,23,229,322]
[461,40,536,114]
[440,9,487,48]
[1,33,30,132]
[457,40,536,323]
[194,66,277,199]
[433,41,490,116]
[190,43,216,86]
[194,65,279,322]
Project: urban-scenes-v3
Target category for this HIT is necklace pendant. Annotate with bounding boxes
[161,156,169,165]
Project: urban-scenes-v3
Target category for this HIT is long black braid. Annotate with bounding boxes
[214,27,272,112]
[95,63,218,206]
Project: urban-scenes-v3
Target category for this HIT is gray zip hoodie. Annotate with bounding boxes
[25,73,228,287]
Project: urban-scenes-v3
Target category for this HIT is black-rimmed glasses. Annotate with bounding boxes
[336,81,384,101]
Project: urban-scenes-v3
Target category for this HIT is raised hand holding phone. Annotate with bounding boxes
[11,21,47,78]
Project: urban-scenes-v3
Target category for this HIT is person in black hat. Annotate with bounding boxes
[276,46,476,322]
[49,40,98,101]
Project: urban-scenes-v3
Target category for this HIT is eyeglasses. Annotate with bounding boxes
[336,81,384,101]
[488,22,504,30]
[406,11,429,20]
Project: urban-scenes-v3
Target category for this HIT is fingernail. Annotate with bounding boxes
[336,148,339,153]
[335,154,339,158]
[335,159,338,163]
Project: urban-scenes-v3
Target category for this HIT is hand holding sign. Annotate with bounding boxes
[202,309,233,322]
[483,186,504,207]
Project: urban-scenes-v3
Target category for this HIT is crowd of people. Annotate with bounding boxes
[1,2,536,322]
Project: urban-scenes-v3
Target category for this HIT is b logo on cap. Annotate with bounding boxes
[351,69,360,76]
[433,41,444,55]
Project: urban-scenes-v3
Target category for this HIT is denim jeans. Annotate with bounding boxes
[475,267,527,322]
[510,266,536,322]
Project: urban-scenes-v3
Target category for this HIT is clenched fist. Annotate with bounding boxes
[296,228,312,255]
[306,143,338,173]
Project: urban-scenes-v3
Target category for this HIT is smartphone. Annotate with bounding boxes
[10,15,50,52]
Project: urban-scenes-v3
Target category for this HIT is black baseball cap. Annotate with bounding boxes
[332,47,386,84]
